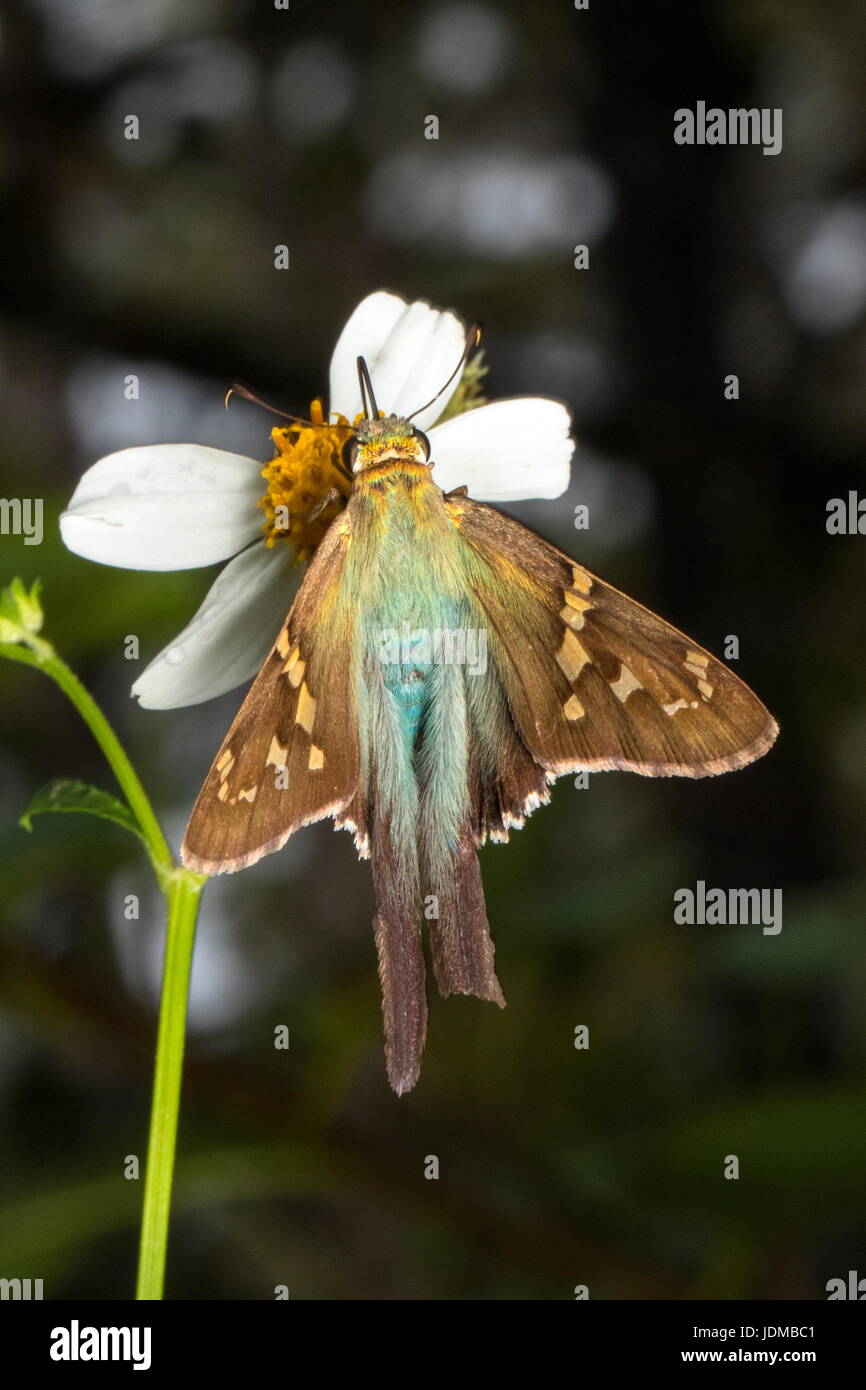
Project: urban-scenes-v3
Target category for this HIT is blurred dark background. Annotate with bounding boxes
[1,0,865,1299]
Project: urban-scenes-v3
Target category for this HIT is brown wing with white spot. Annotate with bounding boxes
[450,496,778,779]
[182,519,359,874]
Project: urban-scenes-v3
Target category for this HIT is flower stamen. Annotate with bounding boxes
[258,398,353,563]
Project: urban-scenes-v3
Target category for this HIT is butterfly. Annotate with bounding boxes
[182,347,778,1095]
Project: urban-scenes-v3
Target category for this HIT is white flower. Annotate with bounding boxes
[61,290,574,709]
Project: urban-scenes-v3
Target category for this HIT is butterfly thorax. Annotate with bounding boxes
[348,442,463,604]
[346,432,468,751]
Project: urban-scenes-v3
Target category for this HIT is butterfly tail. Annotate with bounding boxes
[422,828,506,1008]
[370,811,428,1096]
[417,660,506,1008]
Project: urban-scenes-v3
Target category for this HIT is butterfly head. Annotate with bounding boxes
[343,414,431,473]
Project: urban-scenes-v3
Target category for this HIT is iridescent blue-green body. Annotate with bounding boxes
[345,423,505,1092]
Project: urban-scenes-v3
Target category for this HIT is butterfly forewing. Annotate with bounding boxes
[182,521,359,874]
[450,495,778,780]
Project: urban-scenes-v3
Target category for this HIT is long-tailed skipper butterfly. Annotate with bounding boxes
[183,340,778,1094]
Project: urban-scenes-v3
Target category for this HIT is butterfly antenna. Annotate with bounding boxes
[407,323,481,421]
[356,357,380,420]
[225,383,314,427]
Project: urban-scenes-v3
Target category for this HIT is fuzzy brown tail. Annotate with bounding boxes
[371,814,428,1096]
[424,829,506,1008]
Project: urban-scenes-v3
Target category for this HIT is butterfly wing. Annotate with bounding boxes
[449,494,778,785]
[182,518,359,874]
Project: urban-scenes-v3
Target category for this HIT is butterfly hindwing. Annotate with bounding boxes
[449,494,779,782]
[182,519,358,874]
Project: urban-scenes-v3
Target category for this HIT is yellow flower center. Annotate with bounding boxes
[258,398,353,563]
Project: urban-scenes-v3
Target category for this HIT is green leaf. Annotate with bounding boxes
[436,349,488,422]
[20,779,146,847]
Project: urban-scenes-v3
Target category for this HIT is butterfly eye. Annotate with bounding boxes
[413,428,431,461]
[341,436,359,472]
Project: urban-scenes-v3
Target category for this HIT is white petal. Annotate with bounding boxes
[428,399,574,501]
[328,291,406,415]
[132,542,301,709]
[60,445,265,571]
[329,290,466,430]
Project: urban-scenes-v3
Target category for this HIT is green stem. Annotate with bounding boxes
[0,641,172,874]
[1,627,208,1301]
[136,871,203,1300]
